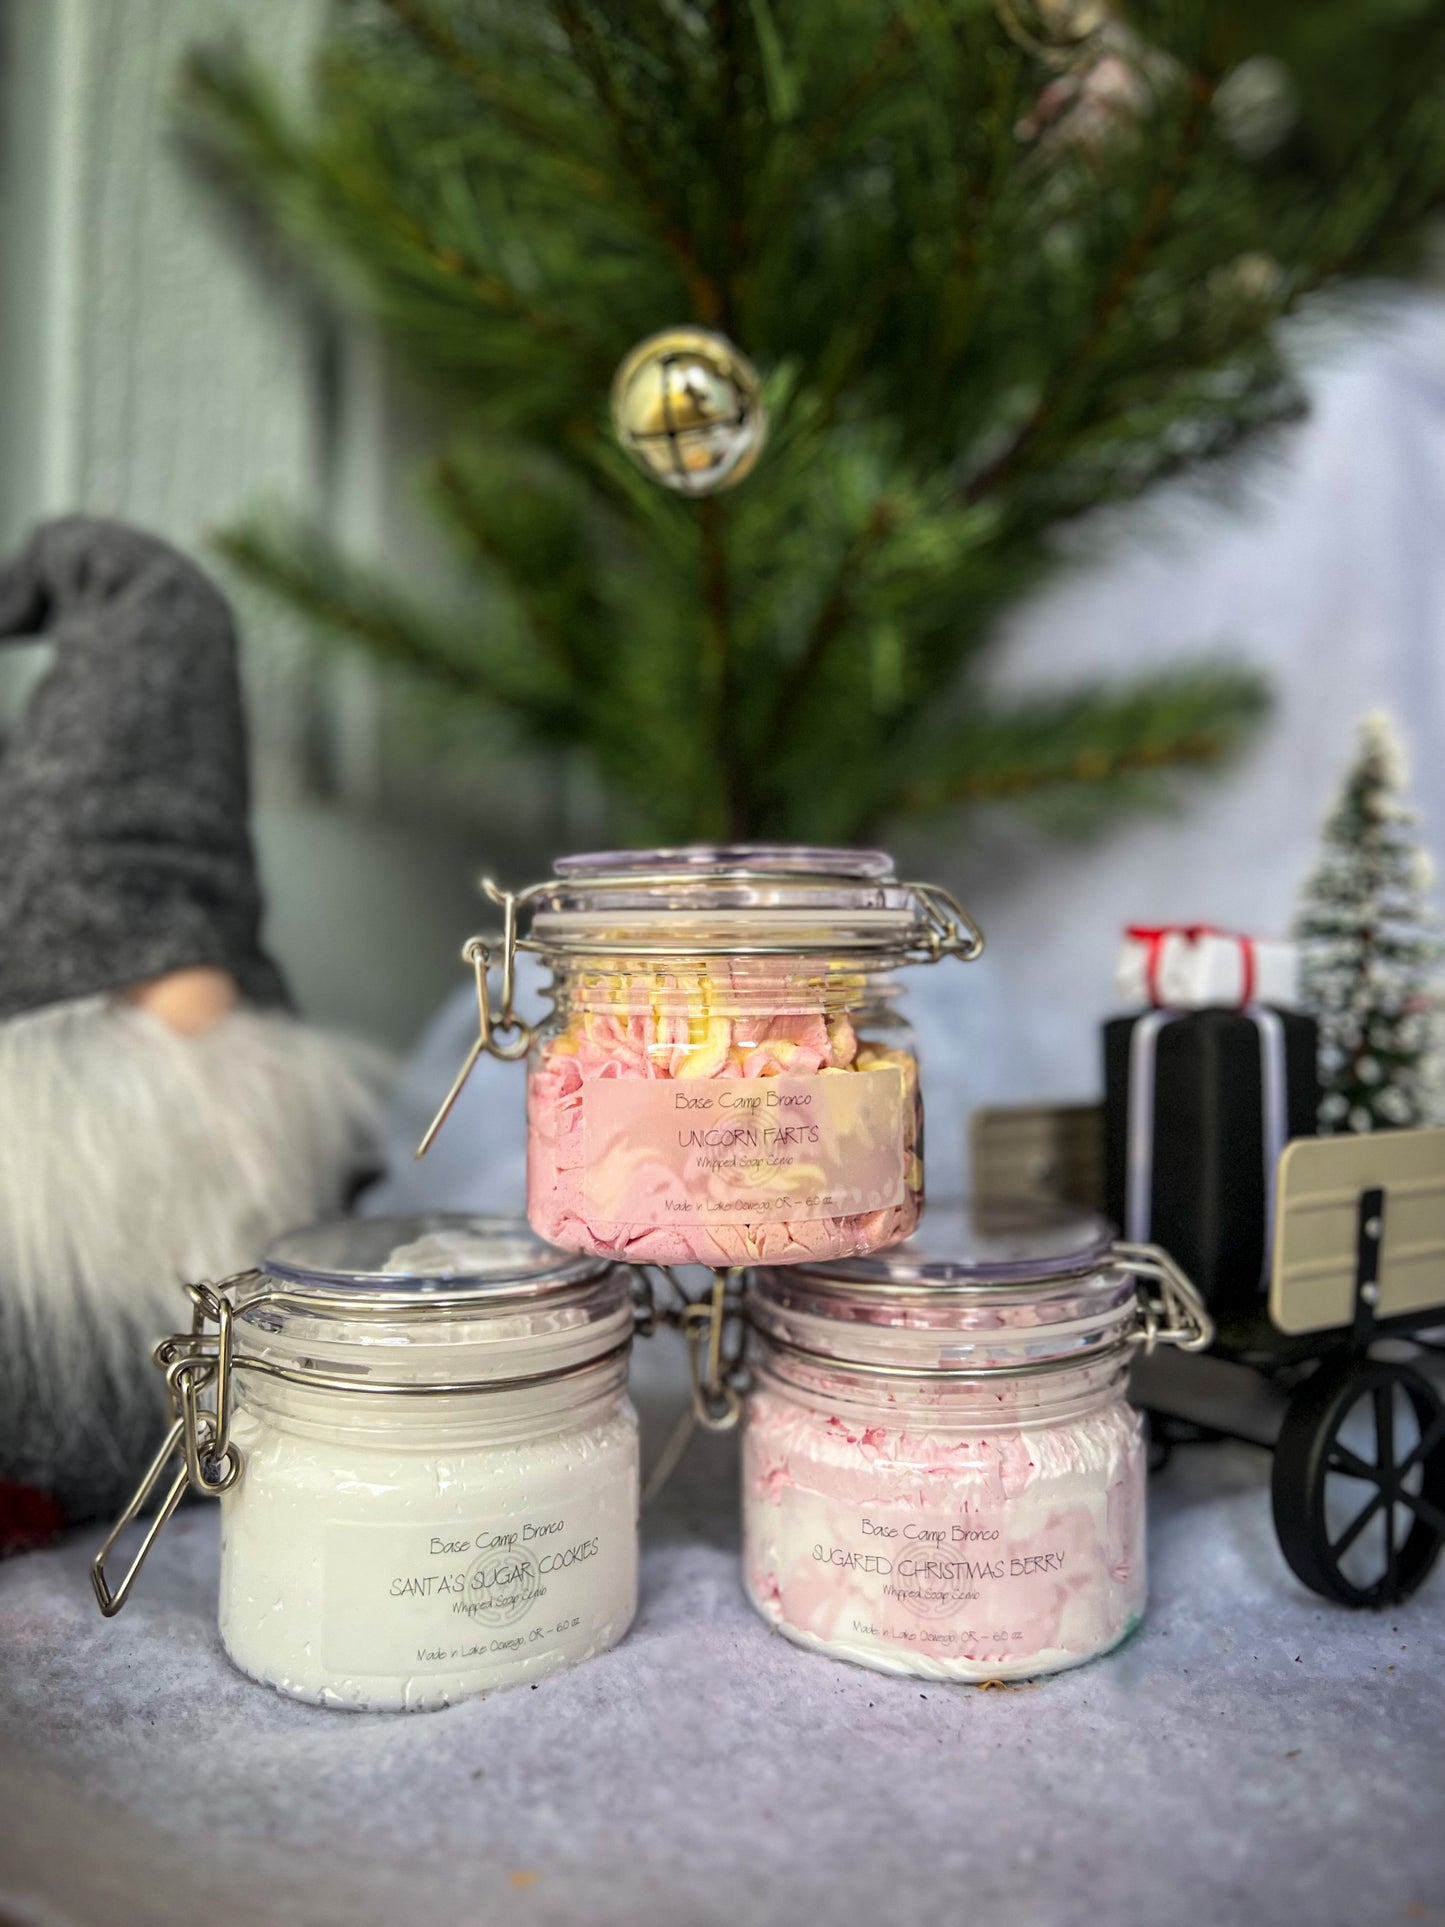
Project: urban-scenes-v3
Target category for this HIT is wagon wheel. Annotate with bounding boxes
[1271,1357,1445,1607]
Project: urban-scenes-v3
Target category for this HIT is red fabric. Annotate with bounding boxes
[0,1479,67,1557]
[1125,924,1175,1005]
[1238,935,1256,1005]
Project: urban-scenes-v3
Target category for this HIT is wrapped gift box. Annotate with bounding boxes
[1117,927,1299,1012]
[1103,1007,1320,1315]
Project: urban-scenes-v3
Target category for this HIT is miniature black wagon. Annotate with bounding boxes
[971,1113,1445,1608]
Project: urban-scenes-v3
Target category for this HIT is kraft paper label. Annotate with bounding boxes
[321,1499,630,1677]
[581,1066,906,1224]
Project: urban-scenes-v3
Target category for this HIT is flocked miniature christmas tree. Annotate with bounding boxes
[177,2,1445,842]
[1294,712,1444,1134]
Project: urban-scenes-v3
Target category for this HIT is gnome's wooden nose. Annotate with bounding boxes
[122,967,239,1035]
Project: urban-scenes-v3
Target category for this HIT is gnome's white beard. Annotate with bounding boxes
[0,996,385,1510]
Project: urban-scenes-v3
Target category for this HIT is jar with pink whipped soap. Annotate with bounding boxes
[420,847,984,1267]
[723,1202,1211,1682]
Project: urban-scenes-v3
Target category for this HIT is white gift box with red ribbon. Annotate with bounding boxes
[1117,925,1299,1012]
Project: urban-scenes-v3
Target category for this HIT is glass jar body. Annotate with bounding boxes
[741,1347,1145,1682]
[217,1365,639,1711]
[526,954,922,1265]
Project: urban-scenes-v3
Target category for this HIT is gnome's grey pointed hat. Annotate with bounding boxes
[0,516,289,1018]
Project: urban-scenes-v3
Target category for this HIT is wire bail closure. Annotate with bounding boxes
[417,865,983,1157]
[682,1271,749,1431]
[91,1273,260,1617]
[677,1243,1212,1415]
[903,881,985,964]
[417,882,537,1159]
[93,1259,668,1618]
[1113,1242,1215,1355]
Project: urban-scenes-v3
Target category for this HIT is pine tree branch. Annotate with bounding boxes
[384,209,588,353]
[801,14,916,172]
[376,0,611,198]
[710,0,744,335]
[699,497,748,837]
[888,669,1268,816]
[756,495,901,760]
[961,70,1219,508]
[549,0,727,324]
[899,729,1228,810]
[218,520,498,699]
[934,52,1021,384]
[431,456,583,682]
[1287,168,1445,309]
[185,4,1445,846]
[177,45,609,376]
[747,13,916,240]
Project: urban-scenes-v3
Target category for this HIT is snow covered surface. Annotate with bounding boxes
[2,1331,1442,1927]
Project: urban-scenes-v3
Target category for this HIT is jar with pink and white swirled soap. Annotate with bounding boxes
[739,1203,1212,1682]
[521,847,982,1267]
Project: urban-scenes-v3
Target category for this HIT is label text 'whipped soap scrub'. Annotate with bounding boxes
[738,1204,1212,1683]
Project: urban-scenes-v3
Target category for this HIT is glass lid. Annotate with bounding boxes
[229,1215,633,1383]
[552,844,897,882]
[252,1214,611,1311]
[527,842,955,959]
[775,1200,1118,1295]
[746,1199,1132,1357]
[534,844,911,919]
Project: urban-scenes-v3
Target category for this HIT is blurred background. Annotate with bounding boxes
[2,0,1442,1151]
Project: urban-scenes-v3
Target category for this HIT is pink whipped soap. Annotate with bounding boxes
[526,995,922,1265]
[742,1383,1145,1682]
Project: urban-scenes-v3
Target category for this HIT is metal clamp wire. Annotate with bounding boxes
[418,869,984,1155]
[1113,1243,1214,1354]
[681,1271,747,1431]
[91,1418,192,1617]
[92,1264,647,1618]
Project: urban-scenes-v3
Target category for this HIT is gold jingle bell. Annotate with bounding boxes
[610,327,766,498]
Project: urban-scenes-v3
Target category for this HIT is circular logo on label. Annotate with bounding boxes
[899,1561,966,1623]
[464,1544,542,1627]
[895,1532,1001,1622]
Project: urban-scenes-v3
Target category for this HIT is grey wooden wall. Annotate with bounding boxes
[0,0,329,789]
[0,0,594,1045]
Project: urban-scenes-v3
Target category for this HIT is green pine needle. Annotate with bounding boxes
[180,0,1445,841]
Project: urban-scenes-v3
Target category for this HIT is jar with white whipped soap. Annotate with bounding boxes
[93,1215,643,1711]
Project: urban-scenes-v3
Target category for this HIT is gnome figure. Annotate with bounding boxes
[0,517,379,1549]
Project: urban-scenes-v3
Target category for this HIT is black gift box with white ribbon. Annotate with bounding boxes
[1102,1008,1320,1318]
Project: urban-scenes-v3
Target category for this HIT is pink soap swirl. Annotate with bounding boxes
[526,989,922,1266]
[742,1378,1145,1682]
